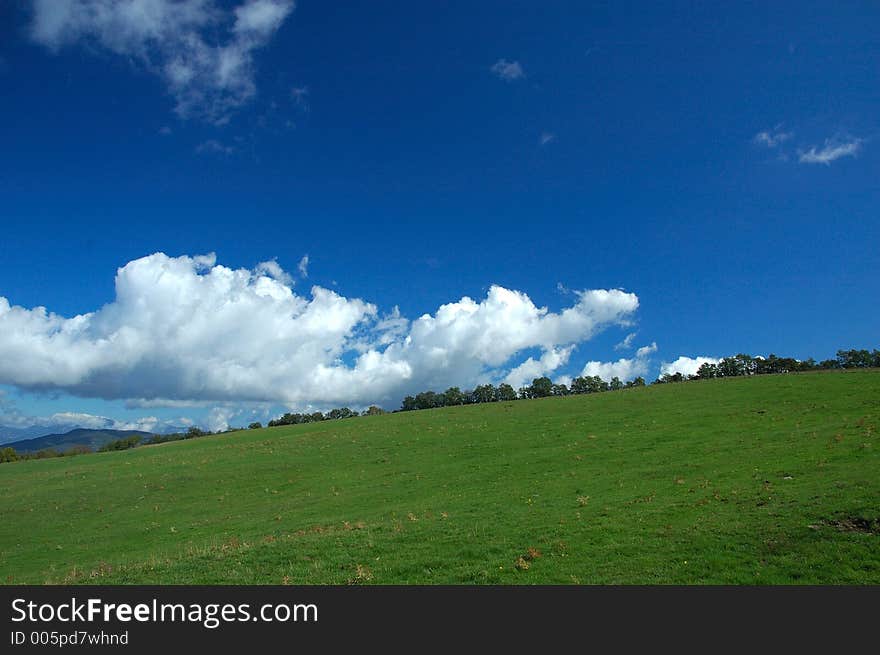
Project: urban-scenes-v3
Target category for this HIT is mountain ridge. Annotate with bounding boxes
[2,428,155,454]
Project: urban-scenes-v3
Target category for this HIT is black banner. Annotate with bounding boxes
[1,586,876,650]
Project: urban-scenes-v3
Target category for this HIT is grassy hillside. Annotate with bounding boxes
[1,370,878,585]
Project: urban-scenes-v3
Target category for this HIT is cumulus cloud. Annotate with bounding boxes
[798,138,863,165]
[491,59,524,81]
[205,406,238,432]
[29,0,295,123]
[580,342,657,382]
[255,258,293,286]
[504,346,573,390]
[0,253,639,409]
[581,358,647,382]
[0,389,195,439]
[297,254,309,278]
[660,356,721,378]
[52,412,187,433]
[1,406,187,434]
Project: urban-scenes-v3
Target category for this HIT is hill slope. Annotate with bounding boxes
[1,370,878,584]
[2,428,153,454]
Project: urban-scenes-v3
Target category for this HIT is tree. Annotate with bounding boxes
[837,349,873,369]
[0,447,18,463]
[628,376,646,387]
[401,395,418,411]
[695,362,719,379]
[529,376,553,398]
[248,421,263,430]
[551,383,569,396]
[99,435,141,452]
[796,358,817,372]
[443,387,465,406]
[496,383,517,401]
[414,391,441,410]
[609,377,623,391]
[736,353,757,375]
[718,357,742,378]
[473,384,496,404]
[364,405,386,416]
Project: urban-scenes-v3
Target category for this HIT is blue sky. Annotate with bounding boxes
[0,1,878,435]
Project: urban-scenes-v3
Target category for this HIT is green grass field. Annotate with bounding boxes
[1,370,878,585]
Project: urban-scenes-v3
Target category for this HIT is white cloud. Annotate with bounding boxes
[297,254,309,278]
[753,128,792,148]
[205,406,238,432]
[54,412,186,433]
[581,342,656,382]
[30,0,295,123]
[491,59,524,81]
[370,307,408,348]
[0,404,188,434]
[42,412,115,430]
[540,132,555,146]
[660,356,720,378]
[0,253,639,408]
[234,0,291,36]
[798,138,862,165]
[255,258,294,286]
[504,346,573,390]
[615,332,637,351]
[581,358,647,382]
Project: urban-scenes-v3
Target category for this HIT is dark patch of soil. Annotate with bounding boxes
[825,517,880,534]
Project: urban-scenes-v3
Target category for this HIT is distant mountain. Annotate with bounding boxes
[2,429,155,454]
[0,424,79,445]
[0,422,189,446]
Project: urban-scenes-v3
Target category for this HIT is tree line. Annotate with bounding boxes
[266,405,386,427]
[1,347,876,464]
[399,375,646,412]
[655,348,880,384]
[396,348,879,412]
